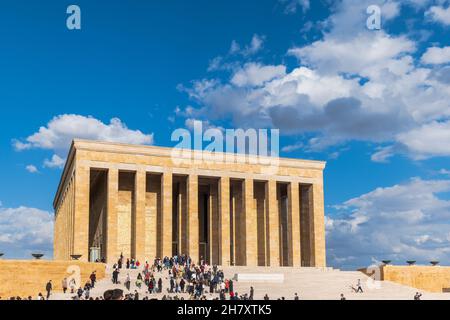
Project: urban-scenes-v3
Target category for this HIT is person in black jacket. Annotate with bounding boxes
[90,271,97,288]
[45,280,52,299]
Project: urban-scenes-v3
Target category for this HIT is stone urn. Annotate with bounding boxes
[430,261,440,266]
[31,253,44,259]
[406,260,416,266]
[382,260,391,265]
[71,254,82,260]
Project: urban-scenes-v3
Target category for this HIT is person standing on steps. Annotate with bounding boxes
[356,279,363,293]
[112,268,119,284]
[125,273,131,291]
[62,278,68,294]
[90,271,97,288]
[45,280,52,299]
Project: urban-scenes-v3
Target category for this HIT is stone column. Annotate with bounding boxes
[267,180,280,266]
[106,168,118,263]
[289,182,301,267]
[177,186,183,255]
[208,188,213,264]
[210,183,220,265]
[180,180,188,255]
[220,177,231,266]
[134,170,146,262]
[244,179,258,266]
[69,181,74,258]
[162,172,173,258]
[61,197,66,260]
[73,165,90,262]
[312,183,326,267]
[53,208,60,260]
[188,174,199,263]
[231,186,236,265]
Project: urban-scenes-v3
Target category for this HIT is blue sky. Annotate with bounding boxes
[1,0,450,270]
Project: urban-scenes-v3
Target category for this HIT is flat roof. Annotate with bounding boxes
[53,139,326,210]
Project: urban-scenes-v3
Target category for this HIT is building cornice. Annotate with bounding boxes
[53,139,326,211]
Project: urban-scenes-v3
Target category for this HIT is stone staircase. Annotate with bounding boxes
[50,265,450,300]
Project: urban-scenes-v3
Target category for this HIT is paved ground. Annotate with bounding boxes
[50,265,450,300]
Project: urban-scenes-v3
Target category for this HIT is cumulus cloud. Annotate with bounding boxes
[0,206,53,259]
[426,5,450,25]
[421,46,450,64]
[177,0,450,161]
[231,63,286,87]
[43,154,66,169]
[25,165,38,173]
[288,33,415,79]
[14,114,154,153]
[396,121,450,159]
[327,178,450,269]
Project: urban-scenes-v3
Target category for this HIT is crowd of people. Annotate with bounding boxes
[0,254,424,300]
[108,253,248,300]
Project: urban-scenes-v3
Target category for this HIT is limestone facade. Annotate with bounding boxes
[53,139,326,267]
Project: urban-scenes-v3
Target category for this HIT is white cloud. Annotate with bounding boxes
[421,46,450,64]
[396,121,450,159]
[178,0,450,161]
[426,5,450,25]
[43,154,66,169]
[281,142,303,153]
[25,165,38,173]
[229,40,240,54]
[0,206,53,259]
[229,34,265,57]
[231,63,286,87]
[14,114,154,153]
[288,33,415,79]
[280,0,310,14]
[371,146,396,163]
[328,178,450,269]
[382,1,401,19]
[184,118,223,131]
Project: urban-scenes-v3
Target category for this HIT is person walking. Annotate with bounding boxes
[180,278,185,293]
[69,278,76,293]
[62,278,68,294]
[125,273,131,291]
[90,271,97,288]
[112,268,119,284]
[45,280,52,299]
[356,279,363,293]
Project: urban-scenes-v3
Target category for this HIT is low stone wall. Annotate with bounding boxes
[0,260,106,299]
[361,265,450,293]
